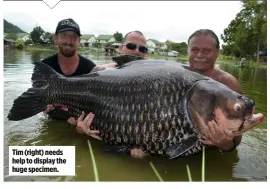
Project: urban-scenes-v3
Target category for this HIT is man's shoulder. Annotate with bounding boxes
[41,53,58,65]
[214,69,242,93]
[215,69,237,82]
[76,54,96,74]
[78,54,95,65]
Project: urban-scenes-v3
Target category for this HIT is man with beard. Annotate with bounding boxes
[42,18,108,127]
[43,18,96,76]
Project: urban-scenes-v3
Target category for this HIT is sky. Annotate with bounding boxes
[3,0,243,44]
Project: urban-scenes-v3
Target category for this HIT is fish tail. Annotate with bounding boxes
[7,62,61,121]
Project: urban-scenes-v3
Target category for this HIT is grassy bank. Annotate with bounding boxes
[24,45,91,53]
[217,55,267,69]
[24,45,57,52]
[146,53,188,63]
[21,46,266,69]
[147,54,266,69]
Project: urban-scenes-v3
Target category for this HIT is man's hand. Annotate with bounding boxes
[76,111,102,140]
[67,117,77,125]
[130,148,148,159]
[200,120,236,151]
[43,105,69,115]
[91,63,117,72]
[43,104,55,115]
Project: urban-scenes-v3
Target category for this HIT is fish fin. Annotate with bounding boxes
[32,61,63,88]
[7,88,47,121]
[103,144,133,155]
[166,134,199,159]
[112,55,145,67]
[7,62,61,121]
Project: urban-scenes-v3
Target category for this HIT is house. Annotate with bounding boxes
[147,39,167,54]
[80,34,96,47]
[168,50,179,57]
[111,42,122,52]
[16,33,30,41]
[4,38,16,47]
[96,35,116,45]
[158,42,168,55]
[4,33,30,42]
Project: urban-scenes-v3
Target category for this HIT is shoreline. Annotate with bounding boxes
[6,47,267,69]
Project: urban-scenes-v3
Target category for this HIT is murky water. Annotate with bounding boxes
[3,49,267,181]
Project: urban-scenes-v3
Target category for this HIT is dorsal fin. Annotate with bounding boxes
[112,54,146,67]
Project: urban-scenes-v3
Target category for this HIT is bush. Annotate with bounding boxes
[15,40,24,49]
[25,39,33,45]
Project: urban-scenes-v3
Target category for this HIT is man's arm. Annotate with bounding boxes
[90,63,117,72]
[201,72,243,151]
[221,73,242,94]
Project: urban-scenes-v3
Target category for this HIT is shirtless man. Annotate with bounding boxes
[186,29,244,151]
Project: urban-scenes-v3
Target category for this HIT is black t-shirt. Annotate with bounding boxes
[42,53,96,76]
[41,53,96,120]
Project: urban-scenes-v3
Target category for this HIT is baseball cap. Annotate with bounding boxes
[55,18,81,36]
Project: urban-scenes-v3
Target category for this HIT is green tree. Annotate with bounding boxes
[25,39,33,45]
[30,26,45,44]
[165,40,172,51]
[178,42,188,56]
[221,0,267,62]
[43,32,54,44]
[113,31,123,42]
[166,42,187,55]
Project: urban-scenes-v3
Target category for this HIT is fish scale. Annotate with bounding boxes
[61,82,192,155]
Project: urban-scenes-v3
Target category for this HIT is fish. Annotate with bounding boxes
[7,55,264,159]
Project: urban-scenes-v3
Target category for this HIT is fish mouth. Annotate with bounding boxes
[243,113,264,127]
[233,113,264,135]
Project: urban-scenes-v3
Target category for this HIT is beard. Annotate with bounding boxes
[58,44,76,57]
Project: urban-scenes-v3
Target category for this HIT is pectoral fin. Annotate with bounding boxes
[166,134,199,159]
[103,144,133,155]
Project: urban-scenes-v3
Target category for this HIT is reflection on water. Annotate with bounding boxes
[3,49,267,181]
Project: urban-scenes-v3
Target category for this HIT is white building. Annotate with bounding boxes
[80,34,96,47]
[147,39,167,54]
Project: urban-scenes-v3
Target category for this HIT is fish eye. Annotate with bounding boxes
[233,104,241,112]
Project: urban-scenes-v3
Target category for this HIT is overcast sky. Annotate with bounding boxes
[3,0,243,44]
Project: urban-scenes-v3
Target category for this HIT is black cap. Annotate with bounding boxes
[55,18,81,36]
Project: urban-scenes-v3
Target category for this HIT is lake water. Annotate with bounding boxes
[3,49,267,181]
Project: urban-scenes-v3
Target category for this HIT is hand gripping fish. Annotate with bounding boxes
[7,55,264,159]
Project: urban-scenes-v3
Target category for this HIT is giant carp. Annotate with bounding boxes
[7,55,264,159]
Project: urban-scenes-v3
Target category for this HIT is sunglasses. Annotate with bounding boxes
[124,43,148,53]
